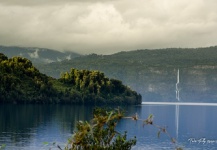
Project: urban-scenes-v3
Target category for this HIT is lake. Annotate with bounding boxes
[1,103,217,150]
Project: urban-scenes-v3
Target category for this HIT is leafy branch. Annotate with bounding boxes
[50,107,182,150]
[124,113,177,144]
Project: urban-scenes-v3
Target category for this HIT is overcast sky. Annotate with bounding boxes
[0,0,217,54]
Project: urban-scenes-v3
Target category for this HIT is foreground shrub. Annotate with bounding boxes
[65,108,136,150]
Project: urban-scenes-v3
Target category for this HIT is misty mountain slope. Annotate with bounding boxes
[36,46,217,102]
[0,45,81,64]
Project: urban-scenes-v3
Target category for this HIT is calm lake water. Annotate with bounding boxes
[1,104,217,150]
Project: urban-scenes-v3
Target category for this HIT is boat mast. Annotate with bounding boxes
[176,69,180,101]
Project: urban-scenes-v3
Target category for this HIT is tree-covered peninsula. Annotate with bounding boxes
[0,53,141,105]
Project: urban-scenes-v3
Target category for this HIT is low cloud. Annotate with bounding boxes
[65,55,71,60]
[0,0,217,54]
[28,49,39,58]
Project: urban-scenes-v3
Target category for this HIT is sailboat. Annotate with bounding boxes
[176,69,180,101]
[175,69,180,139]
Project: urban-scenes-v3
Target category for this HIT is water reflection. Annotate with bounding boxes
[0,104,95,149]
[175,105,179,140]
[118,104,217,149]
[1,104,217,149]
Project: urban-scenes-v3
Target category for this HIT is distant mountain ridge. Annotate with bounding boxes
[0,45,81,64]
[35,46,217,102]
[37,46,217,78]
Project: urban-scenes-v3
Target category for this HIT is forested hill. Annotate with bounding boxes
[36,46,217,78]
[0,53,141,105]
[112,46,217,66]
[35,46,217,102]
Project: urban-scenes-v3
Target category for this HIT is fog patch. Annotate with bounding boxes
[28,49,39,59]
[66,55,71,60]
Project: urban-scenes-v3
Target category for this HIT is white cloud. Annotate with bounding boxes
[0,0,217,54]
[65,54,71,60]
[28,49,39,58]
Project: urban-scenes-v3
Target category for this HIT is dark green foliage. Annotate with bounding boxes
[0,53,141,105]
[65,108,136,150]
[59,69,142,105]
[0,54,57,103]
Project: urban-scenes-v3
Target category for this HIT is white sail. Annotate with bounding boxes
[176,69,180,101]
[177,69,179,83]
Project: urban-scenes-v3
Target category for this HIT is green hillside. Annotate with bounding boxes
[0,53,141,105]
[37,46,217,78]
[35,46,217,102]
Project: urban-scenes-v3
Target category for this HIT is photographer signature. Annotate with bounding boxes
[188,138,217,144]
